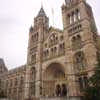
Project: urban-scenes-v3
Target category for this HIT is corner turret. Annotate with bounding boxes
[0,58,8,74]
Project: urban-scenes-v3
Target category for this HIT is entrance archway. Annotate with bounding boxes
[42,63,67,97]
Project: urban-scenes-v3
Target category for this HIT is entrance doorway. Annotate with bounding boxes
[43,63,67,97]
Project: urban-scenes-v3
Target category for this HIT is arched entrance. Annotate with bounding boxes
[42,63,67,97]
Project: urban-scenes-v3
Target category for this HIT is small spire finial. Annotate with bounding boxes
[52,8,54,26]
[41,0,43,8]
[63,0,66,5]
[37,2,46,17]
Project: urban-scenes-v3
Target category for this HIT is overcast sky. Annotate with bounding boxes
[0,0,100,69]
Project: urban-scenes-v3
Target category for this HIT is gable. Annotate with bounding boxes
[43,27,64,49]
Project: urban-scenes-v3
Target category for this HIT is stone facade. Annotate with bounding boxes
[0,59,8,98]
[0,0,100,100]
[25,0,100,100]
[0,65,26,100]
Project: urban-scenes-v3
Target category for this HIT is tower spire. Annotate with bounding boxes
[37,7,46,17]
[41,0,43,8]
[52,8,54,26]
[37,1,46,17]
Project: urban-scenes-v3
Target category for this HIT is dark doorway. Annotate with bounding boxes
[61,84,67,96]
[56,84,61,96]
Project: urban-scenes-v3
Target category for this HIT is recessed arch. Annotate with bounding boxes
[42,62,67,97]
[44,63,65,80]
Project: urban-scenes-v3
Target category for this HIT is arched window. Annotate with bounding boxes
[50,47,57,57]
[54,47,57,56]
[43,49,49,60]
[51,48,54,57]
[15,78,18,86]
[19,76,24,90]
[72,35,82,50]
[54,47,57,52]
[51,48,53,55]
[59,43,65,55]
[46,49,49,57]
[74,51,86,71]
[30,67,36,95]
[69,15,72,24]
[73,12,77,22]
[20,76,24,85]
[31,33,38,42]
[68,9,81,25]
[31,54,36,63]
[49,34,58,46]
[31,35,34,42]
[76,9,81,20]
[68,14,71,25]
[60,35,64,41]
[31,67,36,81]
[78,76,88,91]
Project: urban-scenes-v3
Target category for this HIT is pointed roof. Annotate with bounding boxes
[0,58,4,65]
[37,7,46,17]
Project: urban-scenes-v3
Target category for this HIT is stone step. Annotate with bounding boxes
[40,97,67,100]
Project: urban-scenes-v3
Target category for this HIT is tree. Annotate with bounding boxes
[84,54,100,100]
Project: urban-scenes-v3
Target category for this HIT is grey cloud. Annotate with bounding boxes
[0,16,23,26]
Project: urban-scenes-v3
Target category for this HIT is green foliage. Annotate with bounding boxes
[84,55,100,100]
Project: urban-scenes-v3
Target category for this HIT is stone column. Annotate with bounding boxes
[35,27,43,97]
[65,49,81,100]
[24,65,31,100]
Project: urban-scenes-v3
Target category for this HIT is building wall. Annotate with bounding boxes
[26,0,99,100]
[0,59,8,97]
[0,0,100,100]
[97,36,100,50]
[0,65,26,100]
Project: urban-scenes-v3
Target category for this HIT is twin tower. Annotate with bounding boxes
[25,0,99,100]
